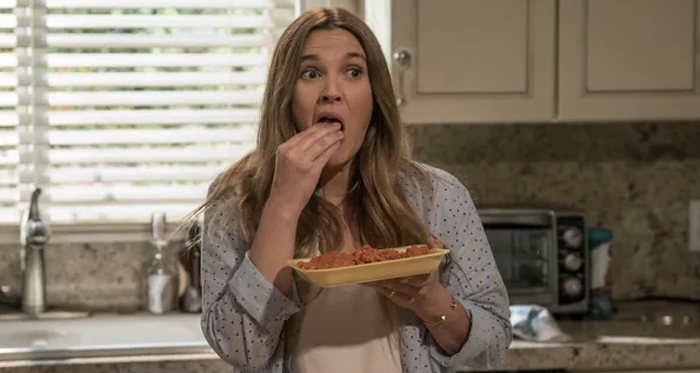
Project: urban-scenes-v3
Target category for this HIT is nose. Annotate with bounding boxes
[321,91,341,102]
[320,77,342,103]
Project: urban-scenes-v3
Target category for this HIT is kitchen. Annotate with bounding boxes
[1,0,700,372]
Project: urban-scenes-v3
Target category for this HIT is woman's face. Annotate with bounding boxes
[292,28,373,169]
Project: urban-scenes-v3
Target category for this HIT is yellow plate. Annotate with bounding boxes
[287,245,450,288]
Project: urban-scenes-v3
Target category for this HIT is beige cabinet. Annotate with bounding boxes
[364,0,700,124]
[383,0,557,124]
[558,0,700,122]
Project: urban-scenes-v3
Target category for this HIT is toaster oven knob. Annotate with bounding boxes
[563,253,582,271]
[562,278,583,296]
[562,227,583,249]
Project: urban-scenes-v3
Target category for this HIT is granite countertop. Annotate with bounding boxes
[492,301,700,371]
[497,320,700,371]
[1,301,700,373]
[4,323,700,373]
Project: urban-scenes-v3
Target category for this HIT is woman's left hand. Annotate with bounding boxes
[366,235,446,315]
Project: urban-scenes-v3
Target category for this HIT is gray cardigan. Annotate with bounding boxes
[200,162,512,372]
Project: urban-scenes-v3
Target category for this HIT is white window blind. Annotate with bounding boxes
[0,0,296,225]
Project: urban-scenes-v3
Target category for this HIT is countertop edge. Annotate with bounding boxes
[2,340,700,371]
[0,353,221,369]
[494,340,700,371]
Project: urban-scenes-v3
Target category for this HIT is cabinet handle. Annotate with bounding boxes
[392,49,411,106]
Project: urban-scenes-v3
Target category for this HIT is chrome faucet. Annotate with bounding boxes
[19,187,50,317]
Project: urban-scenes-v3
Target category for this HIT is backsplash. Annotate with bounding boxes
[1,121,699,311]
[0,242,156,312]
[408,122,700,301]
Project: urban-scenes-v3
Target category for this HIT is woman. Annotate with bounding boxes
[194,6,511,373]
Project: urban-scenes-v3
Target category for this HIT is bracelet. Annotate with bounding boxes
[422,296,458,327]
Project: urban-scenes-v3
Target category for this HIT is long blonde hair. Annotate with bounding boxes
[184,8,431,349]
[189,7,429,255]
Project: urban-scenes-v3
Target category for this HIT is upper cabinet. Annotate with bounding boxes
[559,0,700,121]
[384,0,556,124]
[367,0,700,124]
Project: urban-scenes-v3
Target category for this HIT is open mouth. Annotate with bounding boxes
[316,115,345,131]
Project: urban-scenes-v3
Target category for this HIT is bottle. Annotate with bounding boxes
[588,228,615,319]
[179,223,202,313]
[146,213,178,314]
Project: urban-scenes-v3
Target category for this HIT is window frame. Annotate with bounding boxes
[0,0,365,245]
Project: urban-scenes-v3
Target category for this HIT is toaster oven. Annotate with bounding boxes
[479,208,590,315]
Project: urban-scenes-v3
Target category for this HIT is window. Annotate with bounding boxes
[0,0,296,228]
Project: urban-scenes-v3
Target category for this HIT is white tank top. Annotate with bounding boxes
[290,284,403,373]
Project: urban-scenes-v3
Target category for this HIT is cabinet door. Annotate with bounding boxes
[558,0,700,122]
[385,0,556,124]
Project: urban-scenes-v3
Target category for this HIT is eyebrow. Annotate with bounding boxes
[300,52,366,63]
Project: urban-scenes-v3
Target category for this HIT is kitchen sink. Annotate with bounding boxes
[0,313,214,362]
[1,329,77,349]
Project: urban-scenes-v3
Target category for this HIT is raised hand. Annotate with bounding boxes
[268,121,344,216]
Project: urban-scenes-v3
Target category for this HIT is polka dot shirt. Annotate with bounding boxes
[200,162,512,372]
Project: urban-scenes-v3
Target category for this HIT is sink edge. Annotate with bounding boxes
[0,311,91,322]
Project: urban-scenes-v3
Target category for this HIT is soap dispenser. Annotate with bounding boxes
[179,223,202,313]
[145,212,178,314]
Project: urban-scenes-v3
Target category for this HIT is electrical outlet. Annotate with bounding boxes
[690,200,700,252]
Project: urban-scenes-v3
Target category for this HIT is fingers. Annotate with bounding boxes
[282,121,341,151]
[276,123,343,173]
[297,122,343,153]
[364,282,401,299]
[293,124,344,162]
[400,273,432,287]
[368,274,442,309]
[310,131,343,161]
[367,273,432,290]
[379,281,416,294]
[376,286,416,304]
[312,139,342,170]
[376,278,428,296]
[427,234,444,249]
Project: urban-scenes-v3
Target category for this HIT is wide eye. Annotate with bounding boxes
[300,69,321,80]
[346,67,363,79]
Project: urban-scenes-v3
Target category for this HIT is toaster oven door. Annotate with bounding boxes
[484,224,557,306]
